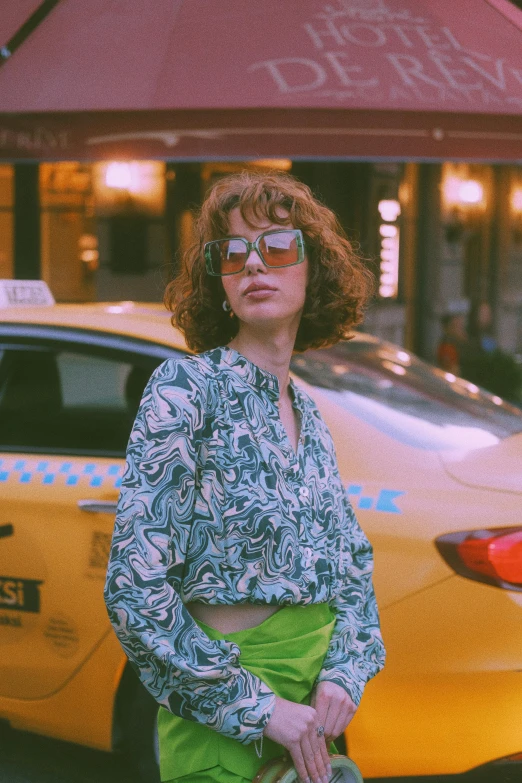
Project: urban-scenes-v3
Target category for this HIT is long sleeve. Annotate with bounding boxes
[316,467,386,706]
[103,358,276,744]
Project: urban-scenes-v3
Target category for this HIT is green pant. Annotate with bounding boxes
[159,603,337,782]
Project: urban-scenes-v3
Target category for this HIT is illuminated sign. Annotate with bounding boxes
[377,199,401,299]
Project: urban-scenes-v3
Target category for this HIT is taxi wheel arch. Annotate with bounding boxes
[113,664,160,783]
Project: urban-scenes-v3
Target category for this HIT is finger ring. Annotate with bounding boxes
[316,725,325,738]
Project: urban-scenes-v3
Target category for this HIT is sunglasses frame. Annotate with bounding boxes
[204,228,306,277]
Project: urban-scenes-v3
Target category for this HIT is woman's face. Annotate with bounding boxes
[220,207,309,331]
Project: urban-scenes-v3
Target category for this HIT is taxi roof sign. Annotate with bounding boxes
[0,280,55,308]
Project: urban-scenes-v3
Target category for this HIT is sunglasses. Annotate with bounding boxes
[204,228,305,276]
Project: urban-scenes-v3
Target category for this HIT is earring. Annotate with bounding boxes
[222,299,232,312]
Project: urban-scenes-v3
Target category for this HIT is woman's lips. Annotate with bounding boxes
[244,288,277,299]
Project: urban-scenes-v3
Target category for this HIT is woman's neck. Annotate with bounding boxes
[226,334,294,401]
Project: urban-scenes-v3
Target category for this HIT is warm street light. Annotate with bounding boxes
[443,176,485,209]
[511,187,522,214]
[105,162,133,190]
[458,180,484,205]
[93,161,166,216]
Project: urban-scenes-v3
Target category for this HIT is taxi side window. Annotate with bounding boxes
[0,345,160,456]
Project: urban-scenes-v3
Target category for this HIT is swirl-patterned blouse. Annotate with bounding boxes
[104,345,385,746]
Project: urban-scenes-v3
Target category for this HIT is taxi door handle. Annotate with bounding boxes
[78,500,118,514]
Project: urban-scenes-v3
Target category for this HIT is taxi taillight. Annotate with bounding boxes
[435,527,522,590]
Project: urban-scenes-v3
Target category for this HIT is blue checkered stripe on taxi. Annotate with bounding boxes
[0,458,123,488]
[0,458,404,511]
[346,484,405,514]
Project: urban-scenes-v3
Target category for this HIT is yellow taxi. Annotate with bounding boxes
[1,280,522,781]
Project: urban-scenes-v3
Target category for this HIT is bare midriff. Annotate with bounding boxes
[185,602,282,634]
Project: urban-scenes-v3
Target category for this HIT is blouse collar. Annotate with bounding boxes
[209,345,300,404]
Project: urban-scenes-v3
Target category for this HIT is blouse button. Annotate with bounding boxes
[299,486,310,499]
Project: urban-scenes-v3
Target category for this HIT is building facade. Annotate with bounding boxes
[3,158,522,362]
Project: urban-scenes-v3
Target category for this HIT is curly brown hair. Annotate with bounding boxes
[164,170,374,353]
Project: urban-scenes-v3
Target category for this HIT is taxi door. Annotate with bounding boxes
[0,334,165,700]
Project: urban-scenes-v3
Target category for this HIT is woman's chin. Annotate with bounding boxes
[236,308,300,327]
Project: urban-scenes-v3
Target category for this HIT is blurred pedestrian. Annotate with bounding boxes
[468,301,498,355]
[465,300,522,402]
[437,313,469,375]
[104,170,386,783]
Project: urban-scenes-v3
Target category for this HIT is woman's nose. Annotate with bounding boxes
[244,246,265,271]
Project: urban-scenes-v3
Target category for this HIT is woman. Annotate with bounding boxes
[104,171,386,783]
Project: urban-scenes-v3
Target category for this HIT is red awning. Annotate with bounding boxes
[0,0,521,161]
[0,0,43,47]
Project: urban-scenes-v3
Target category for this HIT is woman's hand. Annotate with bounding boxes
[310,681,357,745]
[263,695,332,783]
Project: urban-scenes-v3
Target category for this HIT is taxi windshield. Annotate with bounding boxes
[291,338,522,451]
